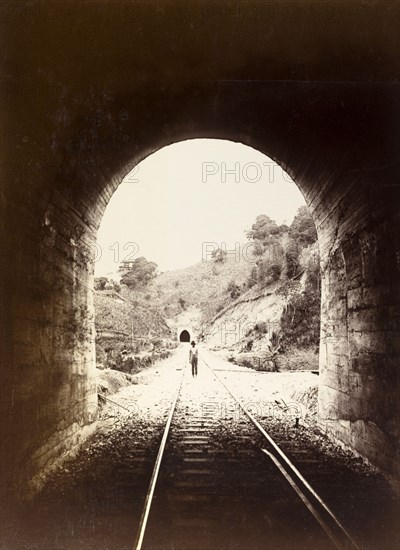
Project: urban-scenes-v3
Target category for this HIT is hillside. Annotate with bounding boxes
[152,247,253,320]
[94,289,174,373]
[202,242,321,371]
[94,206,321,373]
[148,208,321,370]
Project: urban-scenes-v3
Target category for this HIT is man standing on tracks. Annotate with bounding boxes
[189,340,198,377]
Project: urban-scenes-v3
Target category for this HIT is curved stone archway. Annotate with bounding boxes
[1,1,399,494]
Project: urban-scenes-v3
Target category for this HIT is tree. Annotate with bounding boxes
[178,297,186,310]
[279,224,290,233]
[285,239,300,279]
[257,259,269,287]
[112,281,121,293]
[264,239,284,263]
[94,276,108,290]
[247,266,258,288]
[227,280,241,299]
[266,262,282,282]
[284,207,317,279]
[253,241,264,257]
[257,259,283,287]
[120,257,158,289]
[211,248,227,263]
[246,215,279,244]
[289,206,317,247]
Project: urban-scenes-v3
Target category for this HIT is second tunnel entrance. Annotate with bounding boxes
[179,330,191,343]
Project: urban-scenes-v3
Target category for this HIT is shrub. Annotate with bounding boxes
[95,276,108,290]
[254,322,268,334]
[247,266,258,288]
[289,205,317,247]
[227,280,241,299]
[257,259,283,287]
[285,239,300,278]
[266,262,282,282]
[211,248,227,263]
[246,214,279,242]
[112,282,121,293]
[120,257,158,289]
[280,285,321,349]
[245,339,253,350]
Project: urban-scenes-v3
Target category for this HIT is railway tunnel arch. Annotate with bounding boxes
[1,1,399,496]
[179,330,191,343]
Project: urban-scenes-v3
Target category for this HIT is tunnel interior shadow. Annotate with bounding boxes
[179,330,191,343]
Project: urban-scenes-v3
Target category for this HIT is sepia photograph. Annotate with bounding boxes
[1,1,399,549]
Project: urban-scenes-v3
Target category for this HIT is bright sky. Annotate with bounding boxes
[95,139,305,275]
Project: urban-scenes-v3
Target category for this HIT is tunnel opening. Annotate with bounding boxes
[5,126,399,504]
[94,139,319,384]
[67,132,399,502]
[179,330,191,342]
[93,139,322,444]
[2,40,399,502]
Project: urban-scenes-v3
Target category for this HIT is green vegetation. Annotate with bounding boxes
[152,252,251,321]
[246,214,281,244]
[244,207,320,354]
[150,206,320,340]
[280,256,321,351]
[289,205,318,247]
[120,257,158,289]
[211,248,228,263]
[245,206,317,289]
[227,280,241,299]
[94,277,121,292]
[95,256,172,373]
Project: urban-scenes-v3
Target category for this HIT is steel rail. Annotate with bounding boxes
[263,449,343,549]
[202,354,360,550]
[133,366,186,550]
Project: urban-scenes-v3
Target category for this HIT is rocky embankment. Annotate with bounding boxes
[97,347,174,405]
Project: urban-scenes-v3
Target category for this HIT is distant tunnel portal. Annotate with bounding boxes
[179,330,190,343]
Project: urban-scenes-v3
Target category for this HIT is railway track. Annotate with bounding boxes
[133,350,360,550]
